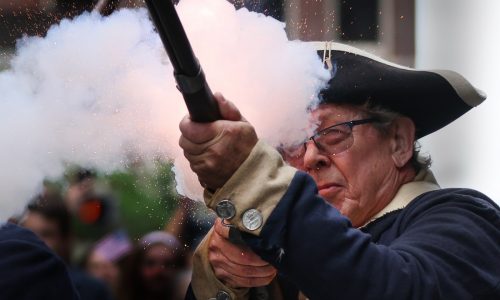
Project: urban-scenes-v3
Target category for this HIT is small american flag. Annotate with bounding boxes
[93,230,133,262]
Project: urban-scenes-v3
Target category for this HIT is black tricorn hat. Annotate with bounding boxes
[316,43,486,139]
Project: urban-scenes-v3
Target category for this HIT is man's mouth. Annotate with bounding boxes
[317,183,343,198]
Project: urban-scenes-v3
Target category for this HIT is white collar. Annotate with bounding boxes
[362,169,440,227]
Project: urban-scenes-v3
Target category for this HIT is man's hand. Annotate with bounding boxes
[208,218,277,288]
[179,93,258,190]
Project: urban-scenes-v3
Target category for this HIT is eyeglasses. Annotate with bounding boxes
[280,118,377,164]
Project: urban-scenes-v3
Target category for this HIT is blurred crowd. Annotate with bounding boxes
[8,168,215,300]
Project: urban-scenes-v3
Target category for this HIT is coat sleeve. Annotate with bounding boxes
[190,228,251,300]
[204,142,500,299]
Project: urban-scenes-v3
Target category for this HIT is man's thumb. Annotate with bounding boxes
[214,93,244,121]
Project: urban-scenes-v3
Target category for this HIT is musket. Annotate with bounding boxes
[145,0,250,256]
[144,0,221,122]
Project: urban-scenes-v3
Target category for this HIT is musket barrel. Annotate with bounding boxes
[145,0,221,122]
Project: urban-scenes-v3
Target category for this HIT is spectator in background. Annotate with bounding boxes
[65,168,117,229]
[84,230,133,297]
[19,193,113,300]
[0,222,79,299]
[65,168,97,215]
[119,231,188,300]
[19,193,72,261]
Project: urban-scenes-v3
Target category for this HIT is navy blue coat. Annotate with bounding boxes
[241,172,500,299]
[0,223,79,300]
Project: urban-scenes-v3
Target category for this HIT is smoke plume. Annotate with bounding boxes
[0,0,330,220]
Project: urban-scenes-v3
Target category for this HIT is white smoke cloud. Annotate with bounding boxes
[0,0,330,220]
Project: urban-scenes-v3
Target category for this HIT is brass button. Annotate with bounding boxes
[215,200,236,220]
[242,209,263,231]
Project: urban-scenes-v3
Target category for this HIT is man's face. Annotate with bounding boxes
[87,251,120,289]
[288,104,400,227]
[21,211,65,254]
[140,244,178,293]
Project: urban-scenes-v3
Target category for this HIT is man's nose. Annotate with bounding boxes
[303,140,330,172]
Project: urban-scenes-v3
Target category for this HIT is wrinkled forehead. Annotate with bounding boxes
[311,103,365,129]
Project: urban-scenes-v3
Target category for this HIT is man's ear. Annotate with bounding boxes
[390,117,416,168]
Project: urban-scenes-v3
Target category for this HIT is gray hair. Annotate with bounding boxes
[357,104,432,173]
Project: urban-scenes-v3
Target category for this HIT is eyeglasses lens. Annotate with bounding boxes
[314,124,354,156]
[279,123,358,166]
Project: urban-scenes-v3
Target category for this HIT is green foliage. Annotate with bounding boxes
[105,162,179,240]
